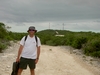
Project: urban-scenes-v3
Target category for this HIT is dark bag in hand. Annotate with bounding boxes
[11,62,19,75]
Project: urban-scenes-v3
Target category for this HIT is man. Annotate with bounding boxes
[16,26,41,75]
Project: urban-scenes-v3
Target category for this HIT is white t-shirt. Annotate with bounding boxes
[20,35,41,59]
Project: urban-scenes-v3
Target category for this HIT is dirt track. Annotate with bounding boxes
[0,42,100,75]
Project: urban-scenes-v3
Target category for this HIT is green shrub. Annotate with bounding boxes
[5,36,13,40]
[83,38,100,57]
[46,40,56,46]
[90,51,100,57]
[0,43,7,52]
[64,34,74,45]
[72,37,87,49]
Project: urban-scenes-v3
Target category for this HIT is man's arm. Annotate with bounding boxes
[35,46,41,64]
[16,45,23,62]
[37,46,40,59]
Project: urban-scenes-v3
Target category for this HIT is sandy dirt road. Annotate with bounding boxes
[0,42,100,75]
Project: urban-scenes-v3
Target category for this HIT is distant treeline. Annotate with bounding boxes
[0,22,100,58]
[36,29,100,58]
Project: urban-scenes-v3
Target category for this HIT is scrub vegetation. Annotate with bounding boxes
[0,22,100,57]
[0,22,27,52]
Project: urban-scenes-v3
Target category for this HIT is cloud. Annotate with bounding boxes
[0,0,100,23]
[0,0,100,32]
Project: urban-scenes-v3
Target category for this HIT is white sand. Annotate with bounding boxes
[0,42,100,75]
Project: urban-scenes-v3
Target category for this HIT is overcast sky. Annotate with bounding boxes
[0,0,100,32]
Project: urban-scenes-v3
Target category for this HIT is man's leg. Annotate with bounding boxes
[29,59,36,75]
[30,69,35,75]
[17,68,23,75]
[18,57,27,75]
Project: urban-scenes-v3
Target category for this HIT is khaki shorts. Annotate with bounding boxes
[19,57,36,69]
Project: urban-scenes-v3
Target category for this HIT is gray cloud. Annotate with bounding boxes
[0,0,100,32]
[0,0,100,23]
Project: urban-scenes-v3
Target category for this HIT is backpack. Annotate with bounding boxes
[24,35,38,47]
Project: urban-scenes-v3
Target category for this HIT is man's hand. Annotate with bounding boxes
[35,59,39,64]
[16,58,20,62]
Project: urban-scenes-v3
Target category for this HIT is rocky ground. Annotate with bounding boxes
[0,41,100,75]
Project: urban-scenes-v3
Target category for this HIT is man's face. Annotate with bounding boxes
[28,29,35,35]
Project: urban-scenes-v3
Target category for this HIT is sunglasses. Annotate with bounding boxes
[29,29,35,31]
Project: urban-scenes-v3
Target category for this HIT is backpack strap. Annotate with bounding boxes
[24,35,38,47]
[24,35,27,46]
[35,36,38,47]
[24,35,28,42]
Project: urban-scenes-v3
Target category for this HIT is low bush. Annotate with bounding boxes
[64,34,74,45]
[72,36,87,49]
[83,38,100,57]
[0,43,7,52]
[46,40,55,46]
